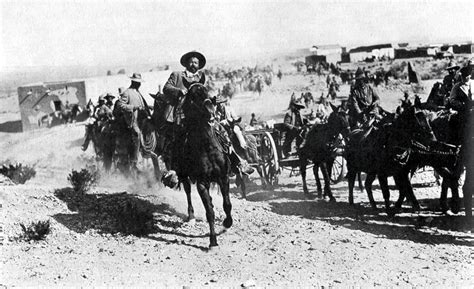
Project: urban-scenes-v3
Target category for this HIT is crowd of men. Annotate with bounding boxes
[279,60,472,158]
[80,49,472,185]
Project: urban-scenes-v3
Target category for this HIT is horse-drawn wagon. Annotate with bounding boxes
[244,122,346,187]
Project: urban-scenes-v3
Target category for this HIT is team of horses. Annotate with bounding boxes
[86,83,471,248]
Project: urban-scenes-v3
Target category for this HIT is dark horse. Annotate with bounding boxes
[345,101,460,213]
[345,108,397,210]
[299,103,351,199]
[421,109,463,213]
[177,83,233,248]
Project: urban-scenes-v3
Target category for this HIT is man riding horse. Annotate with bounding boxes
[81,95,106,152]
[113,73,151,177]
[161,51,253,186]
[447,66,472,144]
[347,67,381,129]
[215,95,248,151]
[443,65,460,95]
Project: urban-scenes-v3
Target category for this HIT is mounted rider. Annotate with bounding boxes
[443,65,460,95]
[161,51,254,186]
[113,73,151,177]
[448,66,472,114]
[95,93,115,126]
[81,94,106,151]
[215,95,247,149]
[347,67,381,129]
[314,94,333,124]
[447,66,472,143]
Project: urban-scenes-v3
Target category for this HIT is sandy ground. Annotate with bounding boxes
[1,73,473,287]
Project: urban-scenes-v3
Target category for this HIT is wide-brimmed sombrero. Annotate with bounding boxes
[291,99,305,109]
[215,95,228,104]
[105,92,116,99]
[446,65,460,71]
[180,51,206,69]
[129,73,144,82]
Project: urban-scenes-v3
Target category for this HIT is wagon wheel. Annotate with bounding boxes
[330,155,346,184]
[260,132,280,186]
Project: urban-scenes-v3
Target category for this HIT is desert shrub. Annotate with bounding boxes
[19,220,51,241]
[67,167,99,193]
[112,199,154,236]
[0,163,36,184]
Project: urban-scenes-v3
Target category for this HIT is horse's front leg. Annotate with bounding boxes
[394,172,420,211]
[365,173,377,210]
[219,177,233,229]
[463,167,473,229]
[358,172,365,193]
[346,166,357,205]
[378,174,391,213]
[320,162,335,202]
[300,158,310,196]
[449,177,461,214]
[439,178,449,213]
[182,179,195,222]
[196,181,217,248]
[313,165,322,198]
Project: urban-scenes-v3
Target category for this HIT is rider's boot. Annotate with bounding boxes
[229,149,254,175]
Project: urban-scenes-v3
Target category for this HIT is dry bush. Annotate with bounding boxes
[0,163,36,184]
[68,167,99,193]
[19,220,51,241]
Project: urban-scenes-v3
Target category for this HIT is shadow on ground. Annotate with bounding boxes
[269,198,473,246]
[52,188,215,251]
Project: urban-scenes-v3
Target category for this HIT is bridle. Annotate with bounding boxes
[184,83,213,121]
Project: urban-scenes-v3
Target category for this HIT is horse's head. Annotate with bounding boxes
[395,104,437,142]
[328,103,350,138]
[182,83,214,123]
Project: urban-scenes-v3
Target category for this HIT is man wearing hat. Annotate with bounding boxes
[448,66,472,113]
[160,51,207,172]
[282,98,307,158]
[215,95,247,150]
[96,93,115,124]
[114,73,150,176]
[81,94,106,151]
[315,94,333,124]
[161,51,254,178]
[347,67,380,129]
[163,51,207,126]
[443,65,460,95]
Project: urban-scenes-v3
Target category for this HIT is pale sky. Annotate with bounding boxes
[1,0,472,70]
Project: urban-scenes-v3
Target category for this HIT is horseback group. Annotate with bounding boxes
[279,65,472,224]
[80,51,260,248]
